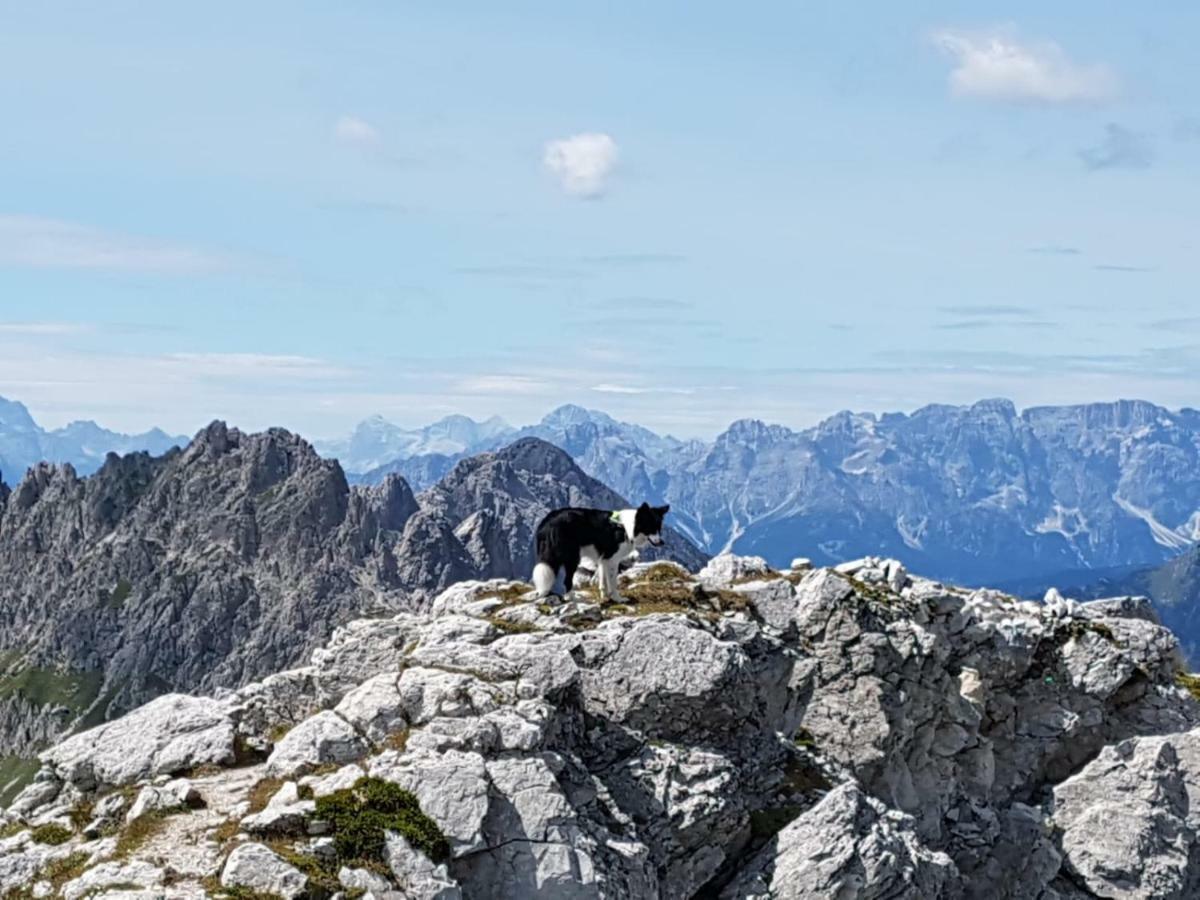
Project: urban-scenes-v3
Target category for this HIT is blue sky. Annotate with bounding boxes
[1,1,1198,438]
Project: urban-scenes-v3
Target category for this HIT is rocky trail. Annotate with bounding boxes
[2,553,1199,899]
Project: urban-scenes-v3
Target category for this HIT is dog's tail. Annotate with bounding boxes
[533,562,557,597]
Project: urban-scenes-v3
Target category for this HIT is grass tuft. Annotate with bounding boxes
[316,775,449,866]
[30,823,72,845]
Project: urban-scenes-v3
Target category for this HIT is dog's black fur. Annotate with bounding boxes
[533,502,669,598]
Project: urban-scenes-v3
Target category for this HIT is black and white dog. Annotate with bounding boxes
[533,502,670,601]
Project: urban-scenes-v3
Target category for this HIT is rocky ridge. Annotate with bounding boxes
[2,553,1198,898]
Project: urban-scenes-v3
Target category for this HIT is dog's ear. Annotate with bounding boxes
[639,501,650,511]
[655,504,670,516]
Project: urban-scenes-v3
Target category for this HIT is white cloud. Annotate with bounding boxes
[932,28,1117,104]
[0,215,227,274]
[159,353,351,380]
[334,115,380,147]
[592,383,695,396]
[454,374,551,395]
[0,322,92,336]
[543,133,618,197]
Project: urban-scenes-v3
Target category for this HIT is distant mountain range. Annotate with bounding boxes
[335,399,1200,588]
[5,392,1199,590]
[0,396,186,483]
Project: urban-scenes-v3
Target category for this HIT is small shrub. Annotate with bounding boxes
[315,776,449,865]
[30,823,72,845]
[0,820,26,839]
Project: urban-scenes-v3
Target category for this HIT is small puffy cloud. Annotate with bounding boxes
[334,115,380,148]
[1079,124,1153,170]
[932,28,1117,104]
[543,133,618,198]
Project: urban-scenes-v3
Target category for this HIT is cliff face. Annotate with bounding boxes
[0,428,704,767]
[2,555,1195,899]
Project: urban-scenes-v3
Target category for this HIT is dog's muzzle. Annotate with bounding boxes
[647,535,665,547]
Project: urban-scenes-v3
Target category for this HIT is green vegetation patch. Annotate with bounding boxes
[41,851,90,891]
[0,667,104,714]
[1177,671,1200,702]
[0,756,41,808]
[30,823,73,845]
[316,775,449,866]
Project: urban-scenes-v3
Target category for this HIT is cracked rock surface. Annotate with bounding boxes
[2,554,1198,898]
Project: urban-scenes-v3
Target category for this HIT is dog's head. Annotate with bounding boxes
[632,502,670,548]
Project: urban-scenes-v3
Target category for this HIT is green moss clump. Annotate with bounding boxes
[0,820,26,839]
[30,823,73,845]
[315,776,449,866]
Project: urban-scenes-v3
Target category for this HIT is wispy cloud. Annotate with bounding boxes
[932,27,1117,104]
[1093,264,1154,273]
[1145,317,1200,331]
[577,253,685,267]
[159,353,352,380]
[936,319,1056,331]
[1027,245,1082,256]
[0,215,228,274]
[591,383,696,396]
[543,132,619,198]
[334,115,380,148]
[0,321,93,336]
[454,374,551,395]
[938,304,1035,316]
[606,297,695,312]
[1079,124,1153,170]
[453,264,587,281]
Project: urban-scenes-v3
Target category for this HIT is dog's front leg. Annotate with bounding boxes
[602,559,622,602]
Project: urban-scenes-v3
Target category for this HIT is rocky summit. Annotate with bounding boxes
[0,426,704,775]
[2,554,1198,899]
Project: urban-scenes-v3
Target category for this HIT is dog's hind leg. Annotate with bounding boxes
[533,561,558,598]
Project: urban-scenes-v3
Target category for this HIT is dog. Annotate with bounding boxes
[533,502,670,602]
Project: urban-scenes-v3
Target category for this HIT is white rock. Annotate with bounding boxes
[698,553,772,582]
[386,831,462,899]
[241,781,315,834]
[41,694,236,792]
[266,710,367,778]
[789,557,813,571]
[334,672,407,742]
[61,861,164,900]
[303,762,366,798]
[221,842,308,898]
[126,777,200,822]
